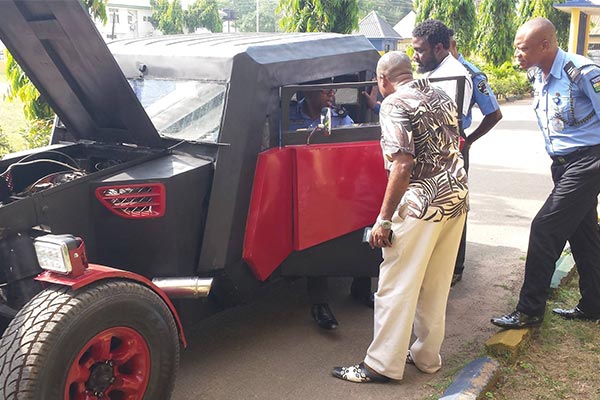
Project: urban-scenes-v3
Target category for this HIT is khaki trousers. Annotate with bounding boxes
[364,212,466,380]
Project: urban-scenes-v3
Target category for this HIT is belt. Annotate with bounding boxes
[550,143,600,164]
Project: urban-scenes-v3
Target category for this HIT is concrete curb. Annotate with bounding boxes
[439,357,500,400]
[441,249,576,399]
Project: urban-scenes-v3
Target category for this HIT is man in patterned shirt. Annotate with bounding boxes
[332,51,469,383]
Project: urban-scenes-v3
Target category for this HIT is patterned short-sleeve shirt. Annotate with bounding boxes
[380,79,468,222]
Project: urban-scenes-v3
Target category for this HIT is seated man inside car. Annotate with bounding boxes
[288,87,353,131]
[288,85,373,330]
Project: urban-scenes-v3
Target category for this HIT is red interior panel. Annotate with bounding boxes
[292,141,387,250]
[243,148,293,281]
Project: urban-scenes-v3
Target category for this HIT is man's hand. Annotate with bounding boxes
[361,84,380,111]
[368,224,392,248]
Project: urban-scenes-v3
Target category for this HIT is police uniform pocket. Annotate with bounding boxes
[550,94,570,132]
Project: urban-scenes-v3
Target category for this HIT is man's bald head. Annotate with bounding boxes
[377,52,413,85]
[376,51,413,98]
[517,17,558,49]
[514,17,559,73]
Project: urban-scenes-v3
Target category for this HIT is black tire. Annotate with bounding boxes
[0,280,180,400]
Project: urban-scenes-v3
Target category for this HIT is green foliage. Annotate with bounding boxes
[517,0,570,49]
[150,0,170,29]
[82,0,108,24]
[158,0,185,34]
[186,0,224,32]
[414,0,477,56]
[475,0,517,65]
[237,6,279,32]
[0,128,12,157]
[484,61,532,100]
[278,0,359,33]
[4,52,53,121]
[20,119,54,150]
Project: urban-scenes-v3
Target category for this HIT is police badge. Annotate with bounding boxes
[477,80,489,96]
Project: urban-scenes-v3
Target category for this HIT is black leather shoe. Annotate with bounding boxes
[451,272,463,287]
[311,303,338,330]
[332,362,390,383]
[490,310,543,329]
[552,306,600,321]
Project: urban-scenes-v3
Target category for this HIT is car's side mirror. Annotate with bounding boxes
[320,107,332,137]
[307,107,332,144]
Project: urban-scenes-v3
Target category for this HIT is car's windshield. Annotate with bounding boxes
[128,79,226,143]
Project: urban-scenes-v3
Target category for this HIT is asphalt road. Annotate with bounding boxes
[171,98,554,400]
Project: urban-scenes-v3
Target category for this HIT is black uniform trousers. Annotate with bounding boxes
[307,276,371,304]
[517,144,600,317]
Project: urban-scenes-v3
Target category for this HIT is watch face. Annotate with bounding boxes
[381,221,392,229]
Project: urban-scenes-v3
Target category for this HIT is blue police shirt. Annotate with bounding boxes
[531,48,600,156]
[288,99,353,130]
[458,54,500,129]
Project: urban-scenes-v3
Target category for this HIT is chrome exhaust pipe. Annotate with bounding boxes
[152,277,213,299]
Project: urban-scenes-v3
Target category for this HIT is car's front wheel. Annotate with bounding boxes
[0,280,180,399]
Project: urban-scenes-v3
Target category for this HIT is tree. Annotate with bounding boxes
[186,0,224,32]
[156,0,185,34]
[237,7,278,32]
[475,0,517,65]
[82,0,108,24]
[517,0,570,49]
[278,0,359,34]
[0,128,11,157]
[150,0,170,29]
[414,0,477,56]
[5,52,54,121]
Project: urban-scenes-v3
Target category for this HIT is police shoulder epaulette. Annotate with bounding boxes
[527,67,539,83]
[462,62,487,81]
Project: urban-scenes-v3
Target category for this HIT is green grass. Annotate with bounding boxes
[0,60,28,152]
[488,273,600,400]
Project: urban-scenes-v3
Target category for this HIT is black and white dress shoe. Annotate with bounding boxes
[332,362,390,383]
[311,303,338,330]
[490,310,543,329]
[552,306,600,321]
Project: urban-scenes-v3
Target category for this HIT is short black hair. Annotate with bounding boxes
[412,19,451,50]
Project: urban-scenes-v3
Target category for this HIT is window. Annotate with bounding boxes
[128,79,227,143]
[109,8,119,24]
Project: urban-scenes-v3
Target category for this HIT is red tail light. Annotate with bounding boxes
[95,183,166,219]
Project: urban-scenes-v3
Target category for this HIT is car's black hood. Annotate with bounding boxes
[0,0,164,148]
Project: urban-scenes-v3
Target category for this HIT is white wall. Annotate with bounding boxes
[95,3,155,41]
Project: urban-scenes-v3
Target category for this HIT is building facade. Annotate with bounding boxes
[95,0,155,41]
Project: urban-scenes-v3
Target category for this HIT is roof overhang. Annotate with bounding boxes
[555,0,600,15]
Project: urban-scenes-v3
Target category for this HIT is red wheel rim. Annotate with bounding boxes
[65,326,151,400]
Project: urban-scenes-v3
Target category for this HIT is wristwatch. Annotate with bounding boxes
[378,219,392,230]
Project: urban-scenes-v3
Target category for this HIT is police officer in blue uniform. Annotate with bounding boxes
[449,31,503,286]
[288,88,353,131]
[492,17,600,329]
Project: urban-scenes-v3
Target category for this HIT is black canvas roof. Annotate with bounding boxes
[0,0,164,148]
[109,33,379,85]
